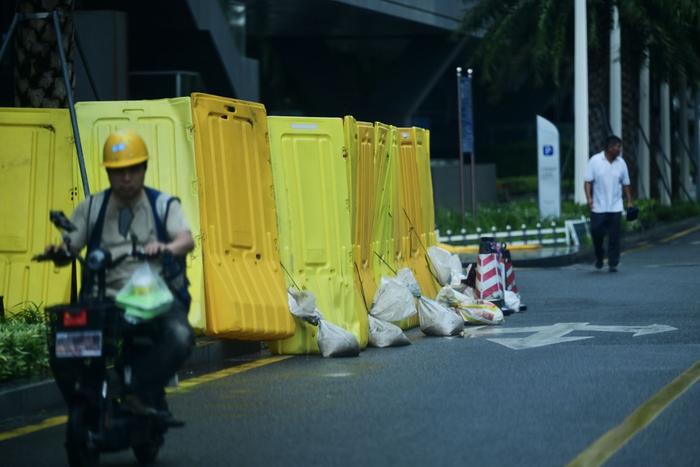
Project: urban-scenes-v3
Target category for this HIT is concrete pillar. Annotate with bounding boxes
[574,0,589,205]
[637,55,650,199]
[659,81,672,206]
[609,6,622,137]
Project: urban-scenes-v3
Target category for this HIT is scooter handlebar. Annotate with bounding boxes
[32,248,74,264]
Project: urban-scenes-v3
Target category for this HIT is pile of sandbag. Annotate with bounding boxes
[369,267,464,341]
[287,289,360,358]
[428,243,523,325]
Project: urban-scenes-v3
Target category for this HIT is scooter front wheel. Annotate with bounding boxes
[131,420,163,465]
[132,436,162,465]
[66,403,100,467]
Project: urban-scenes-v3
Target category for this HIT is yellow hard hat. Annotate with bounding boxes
[102,130,149,168]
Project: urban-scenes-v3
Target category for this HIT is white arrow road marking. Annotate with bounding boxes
[581,324,677,336]
[464,323,677,350]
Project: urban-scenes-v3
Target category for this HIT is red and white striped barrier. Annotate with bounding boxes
[476,253,503,301]
[504,253,518,293]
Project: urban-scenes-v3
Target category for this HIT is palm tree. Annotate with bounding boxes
[460,0,700,198]
[14,0,75,108]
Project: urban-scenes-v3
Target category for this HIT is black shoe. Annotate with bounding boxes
[609,265,618,273]
[595,259,604,269]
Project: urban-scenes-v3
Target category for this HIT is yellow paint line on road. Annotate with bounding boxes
[0,355,292,443]
[660,225,700,244]
[567,360,700,467]
[622,242,652,255]
[0,415,67,443]
[167,355,292,394]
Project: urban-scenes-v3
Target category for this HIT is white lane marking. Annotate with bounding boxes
[464,323,677,350]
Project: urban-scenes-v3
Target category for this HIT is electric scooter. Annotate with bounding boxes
[35,211,182,467]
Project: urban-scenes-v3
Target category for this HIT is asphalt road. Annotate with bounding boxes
[1,227,699,466]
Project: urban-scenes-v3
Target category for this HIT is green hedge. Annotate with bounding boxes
[0,304,49,383]
[436,198,700,234]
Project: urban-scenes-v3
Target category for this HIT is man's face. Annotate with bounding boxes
[106,163,146,201]
[607,142,622,159]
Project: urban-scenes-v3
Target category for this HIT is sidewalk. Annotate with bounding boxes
[2,216,698,422]
[507,216,700,268]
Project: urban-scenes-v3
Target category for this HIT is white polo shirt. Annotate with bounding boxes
[584,151,630,213]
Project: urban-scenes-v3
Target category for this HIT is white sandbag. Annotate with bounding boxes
[287,288,321,324]
[427,246,453,285]
[455,302,504,325]
[396,268,421,298]
[460,285,478,301]
[448,254,467,289]
[418,297,464,337]
[436,285,476,307]
[436,286,503,325]
[286,288,359,357]
[504,290,521,312]
[317,319,360,358]
[370,277,417,322]
[368,315,411,348]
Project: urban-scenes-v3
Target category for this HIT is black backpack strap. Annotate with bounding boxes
[88,189,111,252]
[163,196,181,231]
[144,187,168,242]
[81,189,110,300]
[144,186,191,310]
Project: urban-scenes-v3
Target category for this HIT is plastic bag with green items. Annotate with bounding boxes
[116,263,173,321]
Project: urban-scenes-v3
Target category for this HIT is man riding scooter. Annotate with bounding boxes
[45,129,195,418]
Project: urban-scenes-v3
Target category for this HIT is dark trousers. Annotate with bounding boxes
[129,303,194,398]
[590,212,622,266]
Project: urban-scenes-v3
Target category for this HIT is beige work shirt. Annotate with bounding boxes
[66,189,190,297]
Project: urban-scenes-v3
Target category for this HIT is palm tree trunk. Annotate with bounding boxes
[14,0,75,108]
[587,42,609,155]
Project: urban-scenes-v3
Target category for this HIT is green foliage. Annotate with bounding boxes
[435,198,699,234]
[461,0,700,99]
[3,302,45,324]
[0,303,49,383]
[630,199,700,231]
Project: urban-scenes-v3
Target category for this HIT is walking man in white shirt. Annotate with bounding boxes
[584,135,634,272]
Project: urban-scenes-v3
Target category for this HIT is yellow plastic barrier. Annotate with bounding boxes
[190,93,295,340]
[74,98,206,330]
[371,123,399,281]
[397,127,439,298]
[343,116,358,236]
[267,116,367,354]
[346,118,378,311]
[371,125,419,329]
[416,128,437,247]
[0,108,75,312]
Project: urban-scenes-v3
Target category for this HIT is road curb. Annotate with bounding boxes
[0,338,262,422]
[511,216,700,268]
